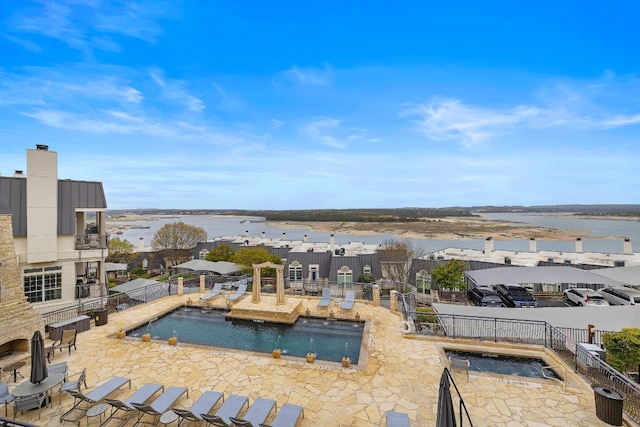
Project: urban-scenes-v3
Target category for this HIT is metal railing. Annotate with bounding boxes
[443,367,474,426]
[411,312,640,424]
[0,417,39,427]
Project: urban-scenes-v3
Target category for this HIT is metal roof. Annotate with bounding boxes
[466,266,626,287]
[591,265,640,287]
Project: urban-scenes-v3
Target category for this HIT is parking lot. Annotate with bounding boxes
[535,295,570,307]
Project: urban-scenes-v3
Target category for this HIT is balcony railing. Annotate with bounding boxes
[74,233,108,250]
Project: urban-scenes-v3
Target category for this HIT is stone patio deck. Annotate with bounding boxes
[4,293,618,426]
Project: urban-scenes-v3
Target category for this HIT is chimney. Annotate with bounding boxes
[282,232,286,241]
[303,234,308,242]
[261,231,266,239]
[330,234,335,253]
[244,230,249,238]
[138,238,145,251]
[484,237,493,254]
[13,170,25,178]
[529,237,536,253]
[624,238,632,255]
[575,238,583,253]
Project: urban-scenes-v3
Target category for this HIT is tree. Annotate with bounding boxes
[430,259,467,291]
[205,243,235,262]
[378,239,423,285]
[602,328,640,376]
[151,221,208,268]
[106,237,135,263]
[232,247,282,276]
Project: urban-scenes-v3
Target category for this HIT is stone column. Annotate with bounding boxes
[252,266,261,303]
[199,275,206,293]
[372,284,381,307]
[178,277,184,296]
[276,265,285,304]
[390,289,398,312]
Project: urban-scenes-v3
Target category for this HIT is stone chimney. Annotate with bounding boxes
[575,238,583,253]
[0,213,46,362]
[138,238,145,251]
[484,237,493,254]
[12,170,25,178]
[529,237,536,253]
[624,238,633,255]
[261,231,266,239]
[281,232,286,241]
[303,234,308,242]
[330,234,335,253]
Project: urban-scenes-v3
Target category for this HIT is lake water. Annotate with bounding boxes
[111,212,640,255]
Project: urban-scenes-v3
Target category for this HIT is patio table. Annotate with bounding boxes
[12,372,66,408]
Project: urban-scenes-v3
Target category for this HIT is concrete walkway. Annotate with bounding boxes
[6,293,616,426]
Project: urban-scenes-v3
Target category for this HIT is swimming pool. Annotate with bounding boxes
[445,350,562,380]
[128,307,365,364]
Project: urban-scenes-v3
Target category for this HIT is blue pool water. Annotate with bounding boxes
[129,307,364,364]
[445,350,561,380]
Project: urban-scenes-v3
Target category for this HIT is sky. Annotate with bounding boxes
[1,1,639,210]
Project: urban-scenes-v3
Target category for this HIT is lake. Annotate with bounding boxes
[110,212,640,255]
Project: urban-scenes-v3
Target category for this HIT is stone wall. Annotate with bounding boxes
[0,213,45,360]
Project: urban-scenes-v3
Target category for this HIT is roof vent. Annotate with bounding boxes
[36,144,49,151]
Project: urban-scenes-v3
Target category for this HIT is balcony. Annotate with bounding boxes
[74,234,108,250]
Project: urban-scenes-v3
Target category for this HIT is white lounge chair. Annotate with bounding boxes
[172,390,224,425]
[341,291,355,310]
[102,383,164,426]
[317,288,332,308]
[131,385,188,426]
[201,394,249,426]
[259,403,304,427]
[61,376,132,426]
[229,397,276,426]
[227,284,248,303]
[201,284,224,303]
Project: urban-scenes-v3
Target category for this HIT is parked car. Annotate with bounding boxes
[599,287,640,306]
[563,288,609,306]
[467,287,503,307]
[495,284,538,308]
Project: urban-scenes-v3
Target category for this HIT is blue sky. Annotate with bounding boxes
[1,1,639,210]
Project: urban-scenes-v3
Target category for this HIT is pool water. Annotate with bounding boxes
[445,350,561,380]
[129,307,364,364]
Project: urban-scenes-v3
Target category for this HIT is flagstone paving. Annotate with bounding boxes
[6,293,619,426]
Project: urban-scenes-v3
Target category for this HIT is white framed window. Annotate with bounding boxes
[24,266,62,303]
[199,249,209,260]
[308,264,319,281]
[363,265,371,275]
[289,261,302,281]
[416,270,431,295]
[338,266,353,285]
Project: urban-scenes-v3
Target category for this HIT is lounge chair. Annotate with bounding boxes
[201,283,224,303]
[229,397,276,427]
[102,383,164,426]
[0,382,15,417]
[341,291,355,310]
[259,403,304,427]
[317,288,332,308]
[172,390,224,425]
[54,328,78,355]
[61,376,131,426]
[386,410,410,427]
[131,385,188,426]
[201,394,249,426]
[227,284,248,303]
[60,367,87,397]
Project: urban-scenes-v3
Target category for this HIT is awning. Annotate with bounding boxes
[173,259,240,275]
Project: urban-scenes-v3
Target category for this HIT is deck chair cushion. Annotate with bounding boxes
[229,397,276,427]
[259,403,304,427]
[386,410,410,427]
[173,390,223,422]
[202,394,248,426]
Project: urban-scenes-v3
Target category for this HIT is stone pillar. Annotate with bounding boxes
[178,277,184,296]
[390,289,398,312]
[252,266,261,303]
[199,275,206,293]
[276,265,285,304]
[372,284,381,307]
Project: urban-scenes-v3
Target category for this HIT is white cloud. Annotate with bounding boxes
[149,69,205,112]
[301,118,345,149]
[284,63,334,86]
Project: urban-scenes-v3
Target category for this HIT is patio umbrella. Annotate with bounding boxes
[30,330,48,384]
[436,369,457,427]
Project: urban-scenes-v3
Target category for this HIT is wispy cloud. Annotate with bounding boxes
[3,0,177,55]
[149,68,205,112]
[284,63,334,86]
[300,118,366,149]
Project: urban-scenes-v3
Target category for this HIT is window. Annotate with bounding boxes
[337,266,353,285]
[23,266,62,303]
[289,261,302,281]
[308,264,319,281]
[363,265,371,275]
[199,249,209,260]
[416,270,431,295]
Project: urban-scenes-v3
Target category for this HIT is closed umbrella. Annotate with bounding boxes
[436,368,457,427]
[30,330,48,384]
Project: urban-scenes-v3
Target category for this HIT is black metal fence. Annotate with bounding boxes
[0,417,39,427]
[411,312,640,424]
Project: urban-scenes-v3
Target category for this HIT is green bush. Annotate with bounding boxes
[415,307,437,324]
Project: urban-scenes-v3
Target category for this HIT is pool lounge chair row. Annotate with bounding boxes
[317,288,356,310]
